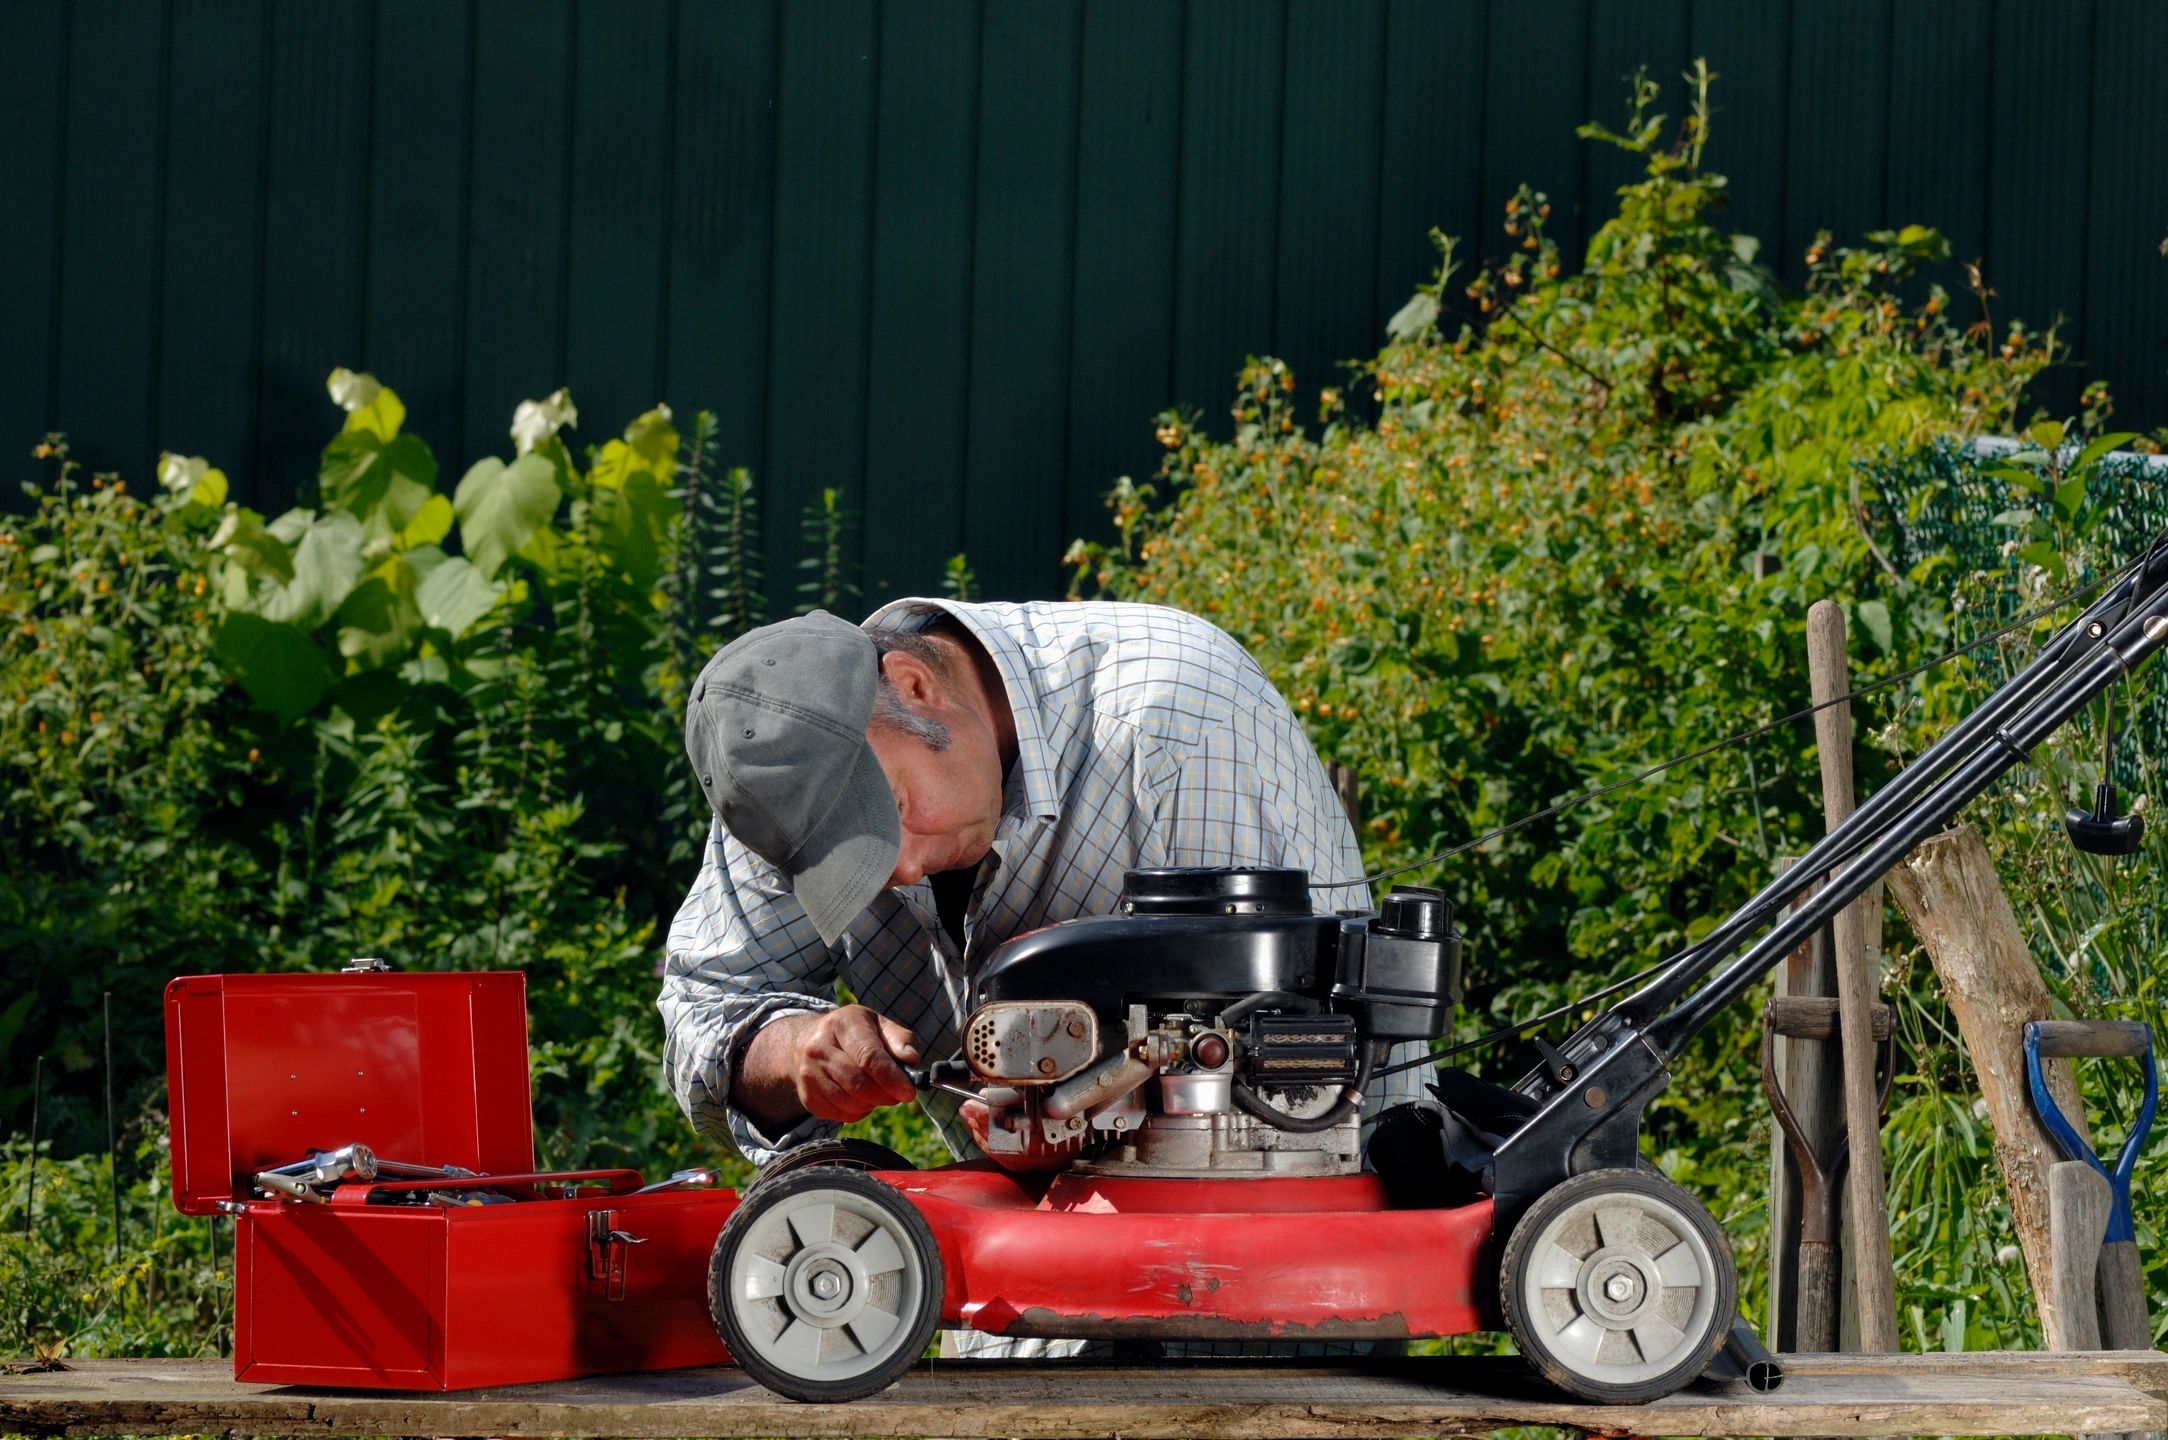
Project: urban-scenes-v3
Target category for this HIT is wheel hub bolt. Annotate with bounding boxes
[811,1271,841,1300]
[1604,1275,1635,1303]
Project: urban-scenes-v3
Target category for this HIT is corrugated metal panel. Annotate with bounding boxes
[10,0,2166,605]
[763,0,879,606]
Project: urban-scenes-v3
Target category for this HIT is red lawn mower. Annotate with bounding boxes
[707,533,2168,1405]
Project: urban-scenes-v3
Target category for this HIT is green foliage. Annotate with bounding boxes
[1067,70,2124,1347]
[0,379,796,1186]
[2,1131,226,1362]
[795,487,858,615]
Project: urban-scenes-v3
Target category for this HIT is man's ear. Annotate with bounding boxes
[877,650,942,707]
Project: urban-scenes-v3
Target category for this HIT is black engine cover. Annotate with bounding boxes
[973,868,1338,1024]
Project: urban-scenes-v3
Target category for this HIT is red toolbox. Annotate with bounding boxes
[164,968,740,1389]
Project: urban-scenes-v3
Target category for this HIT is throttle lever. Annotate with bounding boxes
[903,1058,982,1104]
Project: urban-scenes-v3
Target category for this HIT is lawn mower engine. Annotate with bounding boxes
[959,866,1460,1175]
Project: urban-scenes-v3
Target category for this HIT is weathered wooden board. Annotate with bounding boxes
[5,1351,2165,1439]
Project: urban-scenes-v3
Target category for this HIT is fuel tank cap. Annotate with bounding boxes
[1118,867,1312,916]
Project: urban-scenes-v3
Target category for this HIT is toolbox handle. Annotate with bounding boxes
[2029,1019,2151,1059]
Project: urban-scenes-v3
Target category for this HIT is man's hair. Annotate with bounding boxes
[869,621,958,751]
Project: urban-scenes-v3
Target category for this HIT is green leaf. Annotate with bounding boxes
[1385,290,1439,343]
[256,508,365,629]
[1855,598,1894,655]
[212,509,295,585]
[2053,475,2087,522]
[593,468,670,587]
[2071,430,2138,478]
[214,612,332,724]
[188,466,228,509]
[399,493,454,549]
[331,371,405,441]
[408,547,500,636]
[1989,508,2035,528]
[333,556,425,670]
[621,406,678,481]
[321,430,438,542]
[454,452,562,580]
[2026,419,2065,451]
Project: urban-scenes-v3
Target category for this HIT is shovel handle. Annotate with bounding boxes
[2031,1020,2152,1059]
[2100,1239,2155,1351]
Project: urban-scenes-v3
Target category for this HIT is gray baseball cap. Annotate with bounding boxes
[684,611,900,946]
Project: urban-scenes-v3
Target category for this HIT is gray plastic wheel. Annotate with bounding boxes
[1499,1166,1735,1403]
[710,1168,941,1403]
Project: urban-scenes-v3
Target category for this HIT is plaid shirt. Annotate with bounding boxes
[658,599,1433,1165]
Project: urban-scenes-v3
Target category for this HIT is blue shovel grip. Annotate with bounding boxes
[2024,1019,2157,1245]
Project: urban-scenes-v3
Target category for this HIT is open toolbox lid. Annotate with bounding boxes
[164,970,538,1216]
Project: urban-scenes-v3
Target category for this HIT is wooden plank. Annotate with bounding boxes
[662,0,778,489]
[762,0,878,613]
[1583,0,1690,228]
[1065,0,1183,578]
[1987,0,2091,420]
[1275,0,1385,414]
[5,1353,2164,1438]
[1784,0,1890,282]
[2051,1159,2112,1351]
[563,0,674,439]
[363,0,472,471]
[1481,0,1589,269]
[0,0,66,497]
[53,0,168,483]
[1374,0,1484,335]
[1687,0,1789,273]
[462,0,575,465]
[2083,0,2168,430]
[860,0,980,608]
[1171,0,1285,420]
[255,2,372,505]
[961,0,1082,603]
[155,0,268,497]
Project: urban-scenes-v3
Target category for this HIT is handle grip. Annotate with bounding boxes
[2030,1019,2152,1059]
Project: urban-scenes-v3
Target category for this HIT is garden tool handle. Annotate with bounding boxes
[2023,1020,2158,1246]
[1792,1240,1840,1354]
[1765,995,1894,1043]
[2101,1239,2154,1350]
[2031,1019,2152,1059]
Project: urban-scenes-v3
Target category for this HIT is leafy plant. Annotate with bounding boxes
[1071,67,2082,1343]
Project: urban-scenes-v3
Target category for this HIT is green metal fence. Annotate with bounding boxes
[5,0,2165,607]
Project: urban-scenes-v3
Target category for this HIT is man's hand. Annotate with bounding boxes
[737,1006,921,1133]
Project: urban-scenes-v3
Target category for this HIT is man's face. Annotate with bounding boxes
[865,695,1005,887]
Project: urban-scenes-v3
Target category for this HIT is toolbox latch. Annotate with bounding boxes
[586,1210,644,1301]
[340,956,394,973]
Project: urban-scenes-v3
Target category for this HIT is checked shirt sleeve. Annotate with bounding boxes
[657,819,846,1163]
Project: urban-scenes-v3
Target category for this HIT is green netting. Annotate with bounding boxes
[1869,440,2168,779]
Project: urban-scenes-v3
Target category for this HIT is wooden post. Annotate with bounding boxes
[2049,1161,2110,1351]
[1885,824,2096,1349]
[1806,600,1901,1352]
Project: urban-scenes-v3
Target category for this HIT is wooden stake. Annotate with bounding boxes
[1806,599,1901,1352]
[1885,824,2095,1349]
